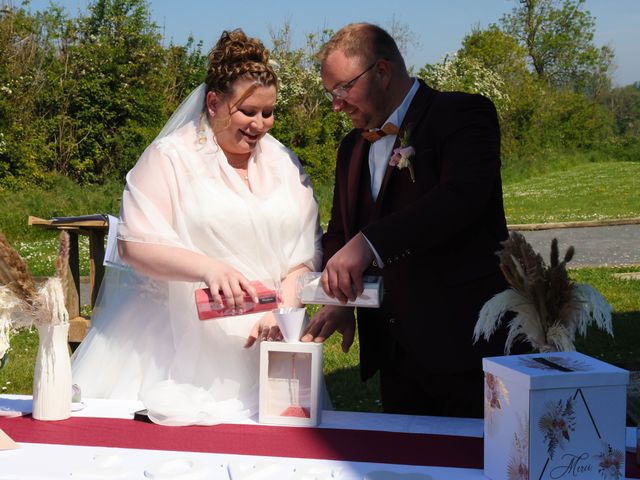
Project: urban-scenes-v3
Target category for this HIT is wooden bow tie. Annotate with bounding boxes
[361,122,399,142]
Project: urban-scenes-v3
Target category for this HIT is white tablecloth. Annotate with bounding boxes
[0,394,636,480]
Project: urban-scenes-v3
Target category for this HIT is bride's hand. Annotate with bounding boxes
[244,311,282,348]
[202,260,257,313]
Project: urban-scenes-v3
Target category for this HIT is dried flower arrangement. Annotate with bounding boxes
[473,231,613,353]
[0,231,70,363]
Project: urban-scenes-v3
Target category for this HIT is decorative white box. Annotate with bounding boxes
[259,341,323,426]
[483,351,629,480]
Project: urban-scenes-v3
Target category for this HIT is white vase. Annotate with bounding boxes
[32,323,72,421]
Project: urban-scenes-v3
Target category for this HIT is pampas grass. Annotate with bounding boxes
[55,231,70,305]
[0,231,70,360]
[0,232,37,306]
[473,232,613,353]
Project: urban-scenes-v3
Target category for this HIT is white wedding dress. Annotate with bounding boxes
[71,111,322,425]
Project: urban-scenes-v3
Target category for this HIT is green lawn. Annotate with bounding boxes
[503,162,640,224]
[1,160,639,415]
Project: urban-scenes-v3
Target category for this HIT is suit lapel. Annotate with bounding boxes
[343,135,369,237]
[374,81,435,209]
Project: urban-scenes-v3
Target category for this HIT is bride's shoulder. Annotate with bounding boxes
[260,134,301,167]
[259,134,312,188]
[155,122,199,152]
[135,122,200,169]
[130,124,196,176]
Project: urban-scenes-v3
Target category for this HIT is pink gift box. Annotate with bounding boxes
[195,281,278,320]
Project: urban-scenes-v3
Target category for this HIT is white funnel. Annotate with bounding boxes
[273,307,307,343]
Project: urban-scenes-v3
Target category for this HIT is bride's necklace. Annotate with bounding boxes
[227,159,250,182]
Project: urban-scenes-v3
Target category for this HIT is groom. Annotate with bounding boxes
[302,23,519,418]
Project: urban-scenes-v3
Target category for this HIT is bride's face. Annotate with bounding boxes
[207,79,277,163]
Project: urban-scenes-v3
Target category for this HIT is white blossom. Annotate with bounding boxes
[419,53,510,115]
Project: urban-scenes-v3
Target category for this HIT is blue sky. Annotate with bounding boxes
[23,0,640,86]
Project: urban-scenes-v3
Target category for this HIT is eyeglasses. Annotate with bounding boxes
[324,62,377,102]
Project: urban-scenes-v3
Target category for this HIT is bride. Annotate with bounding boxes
[71,29,323,425]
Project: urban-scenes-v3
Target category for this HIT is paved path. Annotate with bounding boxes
[512,223,640,267]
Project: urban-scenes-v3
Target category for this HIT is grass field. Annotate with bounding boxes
[503,162,640,224]
[1,160,639,414]
[4,161,640,277]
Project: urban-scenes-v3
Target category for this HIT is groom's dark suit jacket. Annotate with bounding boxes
[323,80,513,380]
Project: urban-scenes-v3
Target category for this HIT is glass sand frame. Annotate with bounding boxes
[259,341,323,427]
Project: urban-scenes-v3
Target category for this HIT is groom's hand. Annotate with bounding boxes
[301,305,355,353]
[321,232,374,303]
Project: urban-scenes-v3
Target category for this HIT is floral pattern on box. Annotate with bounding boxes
[538,396,576,459]
[507,414,530,480]
[485,372,510,436]
[595,443,624,480]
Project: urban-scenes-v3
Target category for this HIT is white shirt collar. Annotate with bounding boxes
[385,78,420,130]
[368,79,420,202]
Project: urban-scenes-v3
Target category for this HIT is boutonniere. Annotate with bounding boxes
[389,129,415,182]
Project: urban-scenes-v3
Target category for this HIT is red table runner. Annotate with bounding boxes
[2,415,639,477]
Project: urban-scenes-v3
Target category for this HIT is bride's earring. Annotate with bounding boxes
[202,91,223,143]
[206,91,218,119]
[206,91,232,132]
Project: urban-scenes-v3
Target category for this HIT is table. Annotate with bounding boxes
[28,215,109,311]
[28,215,109,347]
[1,395,638,479]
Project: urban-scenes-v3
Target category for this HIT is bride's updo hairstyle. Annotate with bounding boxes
[205,29,277,102]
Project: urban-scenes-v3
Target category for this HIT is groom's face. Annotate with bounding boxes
[321,51,387,130]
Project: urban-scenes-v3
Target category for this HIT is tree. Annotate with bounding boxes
[0,5,68,187]
[162,37,206,113]
[501,0,613,93]
[456,25,540,157]
[0,1,203,188]
[459,25,529,85]
[268,23,350,182]
[527,87,613,150]
[417,53,510,117]
[602,84,640,138]
[61,0,168,181]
